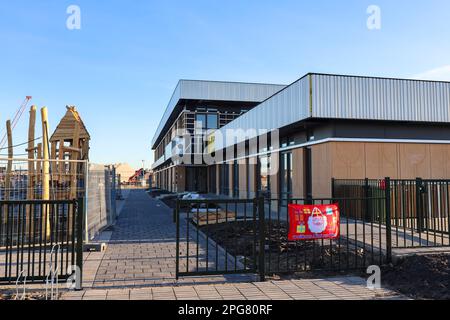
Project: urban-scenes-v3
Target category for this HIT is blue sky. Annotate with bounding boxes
[1,0,450,169]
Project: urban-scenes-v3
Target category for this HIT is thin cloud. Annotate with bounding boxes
[413,65,450,81]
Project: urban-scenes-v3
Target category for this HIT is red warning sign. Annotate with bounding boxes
[288,204,340,241]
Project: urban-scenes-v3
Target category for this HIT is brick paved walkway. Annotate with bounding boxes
[56,190,402,300]
[92,190,255,288]
[58,189,406,300]
[0,190,406,300]
[63,276,405,300]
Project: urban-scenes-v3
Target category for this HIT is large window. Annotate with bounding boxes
[195,114,207,129]
[233,160,239,198]
[258,155,271,198]
[258,134,272,153]
[209,166,216,194]
[280,152,293,206]
[219,164,230,196]
[207,114,218,129]
[195,113,218,130]
[246,158,251,198]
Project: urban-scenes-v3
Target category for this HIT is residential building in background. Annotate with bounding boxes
[128,168,153,186]
[114,163,136,183]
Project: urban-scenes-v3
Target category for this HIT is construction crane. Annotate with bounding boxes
[0,96,32,149]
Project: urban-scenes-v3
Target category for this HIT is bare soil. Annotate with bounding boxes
[0,291,47,300]
[199,220,374,275]
[381,254,450,300]
[197,218,450,299]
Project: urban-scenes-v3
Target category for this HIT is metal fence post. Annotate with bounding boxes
[331,178,335,199]
[111,166,117,219]
[76,197,85,290]
[384,177,392,264]
[84,161,90,243]
[364,178,371,222]
[117,174,122,199]
[416,177,424,232]
[258,196,266,282]
[252,198,258,274]
[175,199,180,280]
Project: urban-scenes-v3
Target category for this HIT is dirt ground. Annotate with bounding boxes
[0,291,47,300]
[381,254,450,300]
[199,220,375,274]
[198,220,450,299]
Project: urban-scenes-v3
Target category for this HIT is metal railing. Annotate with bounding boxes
[0,198,84,285]
[333,178,450,248]
[175,194,392,281]
[262,197,389,276]
[175,198,258,279]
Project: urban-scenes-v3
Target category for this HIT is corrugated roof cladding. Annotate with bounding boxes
[213,73,450,150]
[213,76,310,148]
[312,74,450,122]
[151,80,287,148]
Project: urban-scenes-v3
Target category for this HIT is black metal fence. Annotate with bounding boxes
[262,197,389,276]
[333,178,450,248]
[175,198,258,279]
[0,198,84,285]
[175,195,391,281]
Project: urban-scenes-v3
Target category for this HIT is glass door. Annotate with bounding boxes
[280,151,292,207]
[233,160,239,198]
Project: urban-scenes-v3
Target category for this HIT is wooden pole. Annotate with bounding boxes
[69,120,80,201]
[82,139,89,161]
[68,121,80,239]
[41,107,50,200]
[3,120,13,230]
[27,106,36,200]
[58,139,64,183]
[26,106,37,232]
[50,142,57,199]
[41,107,51,237]
[5,120,13,201]
[36,143,42,185]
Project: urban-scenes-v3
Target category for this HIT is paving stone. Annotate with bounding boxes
[57,190,406,301]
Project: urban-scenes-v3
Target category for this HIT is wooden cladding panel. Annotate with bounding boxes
[317,142,450,183]
[176,166,186,192]
[365,143,399,179]
[430,145,450,178]
[398,144,431,179]
[238,159,247,199]
[330,142,366,179]
[270,152,279,199]
[311,143,332,198]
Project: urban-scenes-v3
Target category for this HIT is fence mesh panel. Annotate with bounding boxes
[0,158,118,242]
[0,158,87,201]
[85,164,117,240]
[333,178,450,248]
